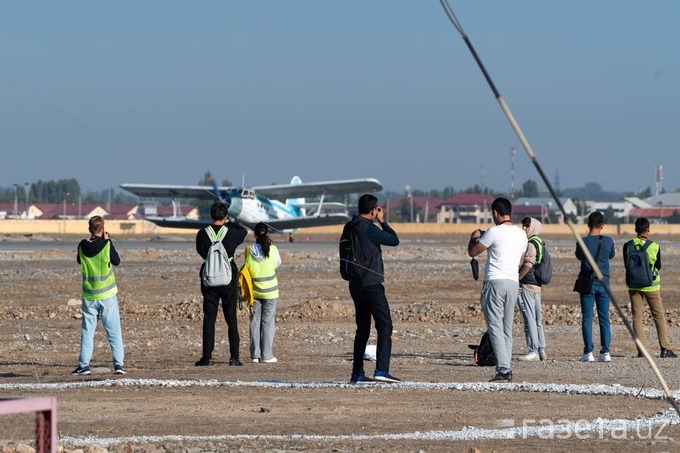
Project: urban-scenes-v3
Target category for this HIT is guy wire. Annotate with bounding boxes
[0,72,286,234]
[438,0,680,416]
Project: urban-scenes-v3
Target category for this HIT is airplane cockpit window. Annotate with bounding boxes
[241,189,255,199]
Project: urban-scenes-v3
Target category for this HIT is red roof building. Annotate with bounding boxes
[436,194,495,224]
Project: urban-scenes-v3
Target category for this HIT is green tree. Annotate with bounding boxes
[521,179,539,198]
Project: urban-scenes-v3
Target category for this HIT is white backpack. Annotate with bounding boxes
[202,226,232,287]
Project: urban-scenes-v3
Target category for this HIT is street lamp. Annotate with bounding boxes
[23,182,29,218]
[13,184,19,217]
[63,192,70,218]
[405,184,414,223]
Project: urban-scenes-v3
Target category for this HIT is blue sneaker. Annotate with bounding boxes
[349,374,374,384]
[373,370,401,383]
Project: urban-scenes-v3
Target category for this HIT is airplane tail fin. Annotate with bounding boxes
[286,176,306,216]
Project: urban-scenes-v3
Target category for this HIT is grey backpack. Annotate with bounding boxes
[202,226,232,287]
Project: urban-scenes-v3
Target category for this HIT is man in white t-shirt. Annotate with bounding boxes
[468,197,527,382]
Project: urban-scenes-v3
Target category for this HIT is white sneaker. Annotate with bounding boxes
[251,358,260,363]
[598,352,611,362]
[517,352,540,362]
[538,349,548,361]
[579,352,594,362]
[263,357,278,363]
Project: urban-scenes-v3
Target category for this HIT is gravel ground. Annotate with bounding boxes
[2,234,680,452]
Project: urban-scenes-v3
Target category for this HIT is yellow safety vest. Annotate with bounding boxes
[245,244,279,299]
[80,241,118,300]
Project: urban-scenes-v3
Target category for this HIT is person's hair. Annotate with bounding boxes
[587,211,605,229]
[635,217,650,235]
[88,215,104,235]
[521,217,532,228]
[491,197,512,217]
[254,222,271,258]
[210,202,228,221]
[358,194,379,215]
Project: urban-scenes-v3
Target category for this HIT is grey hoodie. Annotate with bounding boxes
[520,217,542,289]
[249,243,282,268]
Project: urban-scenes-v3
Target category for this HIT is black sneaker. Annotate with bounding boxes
[71,366,91,376]
[229,358,243,366]
[195,358,214,366]
[661,349,678,358]
[489,371,513,382]
[349,374,374,384]
[114,365,126,374]
[373,371,401,383]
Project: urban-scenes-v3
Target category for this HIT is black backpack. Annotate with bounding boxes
[625,240,654,288]
[468,331,496,366]
[339,222,370,282]
[528,236,553,285]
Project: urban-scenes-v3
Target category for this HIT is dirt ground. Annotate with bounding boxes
[2,232,680,452]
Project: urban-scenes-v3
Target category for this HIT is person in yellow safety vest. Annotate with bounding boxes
[624,217,677,359]
[245,222,281,364]
[71,215,126,376]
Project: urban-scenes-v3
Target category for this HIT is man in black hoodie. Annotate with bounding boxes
[72,215,125,376]
[343,194,400,384]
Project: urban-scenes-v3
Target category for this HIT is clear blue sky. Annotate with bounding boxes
[1,1,678,196]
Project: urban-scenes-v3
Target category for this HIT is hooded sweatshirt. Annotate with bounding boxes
[520,217,542,290]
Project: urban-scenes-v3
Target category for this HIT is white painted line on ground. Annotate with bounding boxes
[3,379,678,444]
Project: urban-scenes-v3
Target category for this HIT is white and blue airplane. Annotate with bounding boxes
[120,176,382,239]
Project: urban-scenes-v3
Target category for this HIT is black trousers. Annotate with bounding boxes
[200,281,240,360]
[349,283,393,375]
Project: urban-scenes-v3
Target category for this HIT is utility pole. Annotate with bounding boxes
[13,184,18,217]
[510,147,516,200]
[24,182,29,218]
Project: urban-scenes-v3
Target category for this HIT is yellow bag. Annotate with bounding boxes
[237,246,254,310]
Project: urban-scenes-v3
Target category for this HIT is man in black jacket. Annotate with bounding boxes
[343,194,400,383]
[195,201,247,366]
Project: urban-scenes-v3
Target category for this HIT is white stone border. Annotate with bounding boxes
[1,379,677,445]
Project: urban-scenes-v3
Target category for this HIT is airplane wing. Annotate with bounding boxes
[142,213,349,231]
[119,183,236,200]
[289,201,347,211]
[252,178,382,200]
[262,213,350,231]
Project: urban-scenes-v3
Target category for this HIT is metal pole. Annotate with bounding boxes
[438,0,680,416]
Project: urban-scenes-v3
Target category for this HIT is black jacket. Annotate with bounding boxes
[348,215,399,287]
[77,237,120,265]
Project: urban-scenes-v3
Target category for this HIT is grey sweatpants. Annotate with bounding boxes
[517,288,546,353]
[249,298,277,361]
[480,280,518,374]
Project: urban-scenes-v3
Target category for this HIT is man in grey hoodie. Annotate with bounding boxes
[517,217,548,362]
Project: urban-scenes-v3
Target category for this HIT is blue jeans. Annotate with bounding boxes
[78,295,125,368]
[580,283,611,354]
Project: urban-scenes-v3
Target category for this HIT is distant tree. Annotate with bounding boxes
[638,187,652,198]
[399,198,411,222]
[31,179,80,203]
[521,179,539,198]
[668,210,680,224]
[604,205,621,225]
